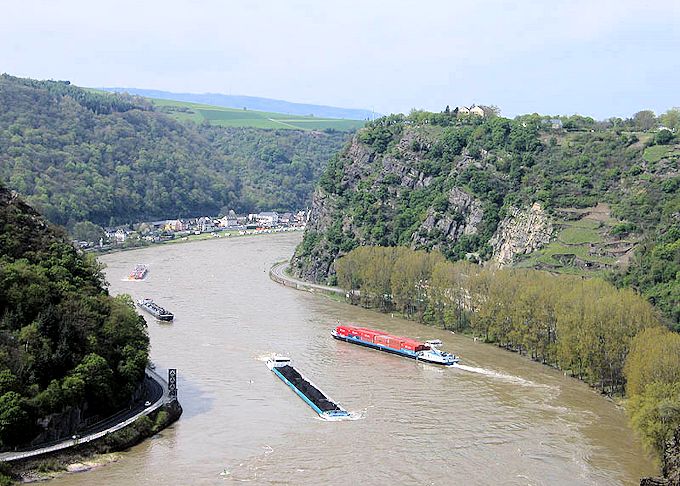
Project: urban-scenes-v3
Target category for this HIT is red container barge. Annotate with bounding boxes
[331,325,459,366]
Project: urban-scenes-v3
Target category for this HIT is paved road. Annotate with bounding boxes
[269,261,345,295]
[0,368,168,462]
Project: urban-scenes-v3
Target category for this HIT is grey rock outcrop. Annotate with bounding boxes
[640,426,680,485]
[412,187,483,248]
[292,127,496,283]
[490,203,553,266]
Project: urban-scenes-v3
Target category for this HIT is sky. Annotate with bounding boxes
[2,0,679,119]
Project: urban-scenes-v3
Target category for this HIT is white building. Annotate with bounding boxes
[114,228,128,243]
[256,211,279,226]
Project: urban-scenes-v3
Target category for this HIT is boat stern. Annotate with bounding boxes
[266,355,291,370]
[322,409,351,419]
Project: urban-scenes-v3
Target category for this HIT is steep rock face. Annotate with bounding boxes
[489,203,553,266]
[291,189,341,283]
[292,125,495,283]
[412,187,484,248]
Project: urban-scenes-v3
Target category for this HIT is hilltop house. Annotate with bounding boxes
[549,118,564,130]
[456,104,494,117]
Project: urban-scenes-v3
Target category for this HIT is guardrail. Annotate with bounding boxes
[0,368,169,462]
[269,261,345,296]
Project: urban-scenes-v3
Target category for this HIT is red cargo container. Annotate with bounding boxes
[337,325,429,350]
[387,338,404,349]
[374,335,389,346]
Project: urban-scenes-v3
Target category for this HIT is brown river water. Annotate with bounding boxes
[51,233,655,485]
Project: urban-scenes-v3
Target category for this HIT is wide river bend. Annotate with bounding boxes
[52,233,655,485]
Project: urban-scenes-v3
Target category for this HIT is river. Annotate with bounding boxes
[52,233,655,485]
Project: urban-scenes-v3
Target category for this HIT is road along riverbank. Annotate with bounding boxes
[0,369,182,483]
[269,261,344,296]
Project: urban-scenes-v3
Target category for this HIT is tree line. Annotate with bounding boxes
[336,246,679,459]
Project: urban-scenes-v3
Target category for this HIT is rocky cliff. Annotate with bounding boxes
[412,187,484,249]
[291,120,509,283]
[291,109,677,327]
[490,203,553,266]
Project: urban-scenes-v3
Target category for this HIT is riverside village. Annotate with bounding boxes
[80,210,308,250]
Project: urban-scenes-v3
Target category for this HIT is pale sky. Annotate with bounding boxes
[2,0,679,118]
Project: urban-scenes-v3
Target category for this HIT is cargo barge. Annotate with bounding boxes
[266,356,349,419]
[136,298,174,321]
[332,325,459,366]
[129,264,148,280]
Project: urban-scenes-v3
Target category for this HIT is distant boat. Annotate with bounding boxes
[332,325,459,366]
[136,298,174,321]
[129,264,148,280]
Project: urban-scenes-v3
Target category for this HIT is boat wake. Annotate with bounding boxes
[452,363,545,387]
[318,410,364,422]
[255,353,277,362]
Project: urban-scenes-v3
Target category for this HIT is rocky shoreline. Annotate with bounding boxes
[640,427,680,486]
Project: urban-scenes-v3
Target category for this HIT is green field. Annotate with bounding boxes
[152,98,366,131]
[514,213,622,274]
[642,144,680,163]
[557,220,603,245]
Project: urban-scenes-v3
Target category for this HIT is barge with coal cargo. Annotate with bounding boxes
[267,356,350,419]
[332,325,459,366]
[136,298,174,321]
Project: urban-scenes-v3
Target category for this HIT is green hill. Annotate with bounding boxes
[150,98,366,131]
[0,74,350,227]
[0,184,149,448]
[292,110,680,327]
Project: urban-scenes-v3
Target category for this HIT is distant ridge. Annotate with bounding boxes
[99,87,376,120]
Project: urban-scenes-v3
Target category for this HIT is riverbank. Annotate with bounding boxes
[269,261,344,297]
[269,259,674,484]
[1,401,182,484]
[91,227,304,256]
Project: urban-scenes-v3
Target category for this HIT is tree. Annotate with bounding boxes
[71,221,105,243]
[73,353,114,405]
[632,110,657,131]
[628,382,680,456]
[0,392,32,447]
[654,128,674,145]
[658,108,680,131]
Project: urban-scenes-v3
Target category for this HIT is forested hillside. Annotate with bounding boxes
[0,74,348,227]
[0,185,149,448]
[292,109,680,326]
